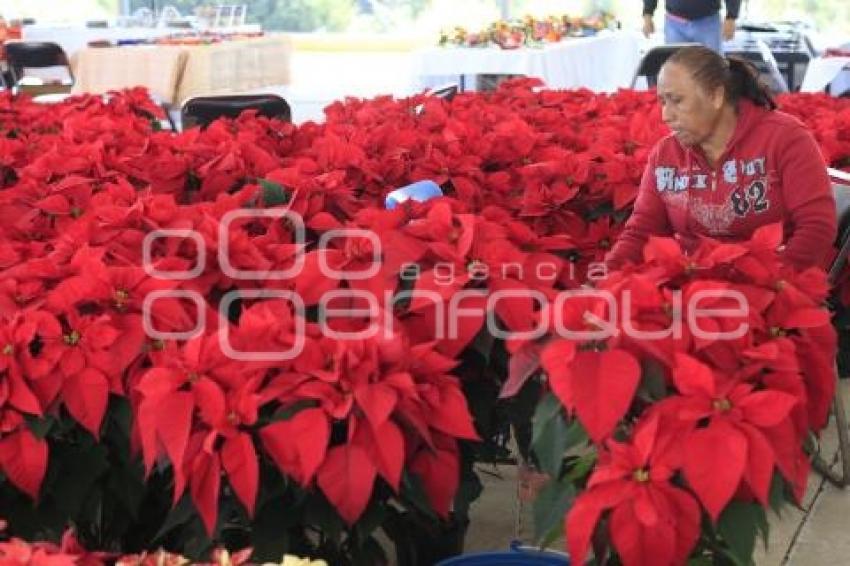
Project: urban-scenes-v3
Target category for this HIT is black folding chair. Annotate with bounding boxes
[4,41,74,93]
[724,39,790,94]
[630,43,701,89]
[828,168,850,287]
[413,83,460,116]
[426,83,459,102]
[813,167,850,487]
[180,93,291,130]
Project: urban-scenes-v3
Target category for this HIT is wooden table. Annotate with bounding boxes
[71,35,293,105]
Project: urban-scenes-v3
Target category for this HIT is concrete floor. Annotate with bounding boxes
[463,382,850,565]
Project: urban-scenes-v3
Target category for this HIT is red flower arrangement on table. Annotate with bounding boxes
[0,80,848,565]
[438,12,618,49]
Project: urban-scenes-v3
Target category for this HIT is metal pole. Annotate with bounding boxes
[499,0,510,20]
[119,0,132,16]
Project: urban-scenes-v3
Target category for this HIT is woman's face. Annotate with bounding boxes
[657,62,725,147]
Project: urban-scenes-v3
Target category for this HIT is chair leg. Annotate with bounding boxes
[812,370,850,487]
[828,234,850,282]
[160,103,178,131]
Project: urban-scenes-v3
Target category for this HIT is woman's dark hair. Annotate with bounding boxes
[664,45,777,110]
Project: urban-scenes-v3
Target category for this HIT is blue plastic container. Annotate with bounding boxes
[385,180,443,209]
[435,542,570,565]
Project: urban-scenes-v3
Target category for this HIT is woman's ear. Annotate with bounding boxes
[712,85,726,110]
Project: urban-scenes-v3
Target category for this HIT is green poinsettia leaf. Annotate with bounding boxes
[259,178,290,207]
[718,500,768,566]
[533,479,574,546]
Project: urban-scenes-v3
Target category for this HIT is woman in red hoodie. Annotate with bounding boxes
[606,45,837,270]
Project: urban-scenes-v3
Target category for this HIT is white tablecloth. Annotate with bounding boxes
[800,56,850,95]
[412,31,644,92]
[22,24,262,57]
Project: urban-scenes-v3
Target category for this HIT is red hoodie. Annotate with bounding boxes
[606,99,837,269]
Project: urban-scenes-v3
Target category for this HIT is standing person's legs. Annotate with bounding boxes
[689,14,723,53]
[664,13,690,44]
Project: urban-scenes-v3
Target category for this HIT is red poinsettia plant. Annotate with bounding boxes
[1,80,849,566]
[0,90,485,564]
[509,224,836,565]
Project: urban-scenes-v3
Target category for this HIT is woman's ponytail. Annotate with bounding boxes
[725,57,777,110]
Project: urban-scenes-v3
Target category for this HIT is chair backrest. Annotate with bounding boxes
[4,41,73,84]
[631,43,701,89]
[724,40,789,94]
[180,94,292,130]
[828,168,850,283]
[413,83,460,116]
[426,83,459,102]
